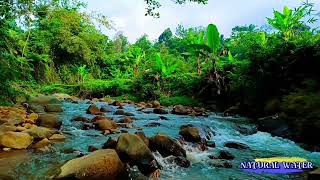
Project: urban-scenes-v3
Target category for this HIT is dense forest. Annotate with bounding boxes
[1,0,320,147]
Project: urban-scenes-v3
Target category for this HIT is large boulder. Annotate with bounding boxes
[116,133,160,175]
[23,126,56,139]
[149,134,186,158]
[0,131,33,149]
[135,131,149,147]
[86,104,102,115]
[0,106,27,125]
[37,114,62,129]
[179,125,201,143]
[94,119,117,130]
[29,104,45,113]
[151,101,161,108]
[29,95,60,105]
[57,149,127,180]
[45,104,63,112]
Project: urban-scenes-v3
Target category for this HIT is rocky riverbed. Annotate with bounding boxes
[0,95,319,179]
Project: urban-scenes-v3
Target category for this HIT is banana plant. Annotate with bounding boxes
[187,23,221,76]
[155,53,177,78]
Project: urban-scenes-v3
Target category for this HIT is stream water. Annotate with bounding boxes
[1,101,320,180]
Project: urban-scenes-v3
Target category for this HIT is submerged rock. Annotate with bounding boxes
[57,149,128,180]
[153,108,168,114]
[71,116,90,123]
[37,114,62,129]
[115,133,160,176]
[144,122,161,127]
[174,156,190,168]
[0,131,33,149]
[114,110,125,115]
[149,134,186,158]
[224,142,250,150]
[217,150,235,160]
[100,105,113,112]
[118,116,134,123]
[179,125,201,143]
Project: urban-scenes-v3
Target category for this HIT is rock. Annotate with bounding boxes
[111,101,122,106]
[172,105,190,115]
[71,116,89,123]
[236,125,258,135]
[51,93,72,101]
[25,113,38,123]
[102,130,111,135]
[145,103,153,108]
[116,133,160,175]
[0,106,27,125]
[217,150,235,160]
[16,126,27,132]
[29,104,45,113]
[223,105,240,116]
[135,132,149,147]
[174,156,190,168]
[144,122,161,127]
[88,145,98,152]
[117,106,124,109]
[29,96,60,105]
[0,125,17,135]
[114,110,125,115]
[0,132,33,149]
[159,116,169,120]
[23,126,55,139]
[308,168,320,180]
[49,134,66,140]
[82,123,94,130]
[91,115,107,123]
[225,142,250,150]
[153,108,168,114]
[119,117,134,123]
[102,137,117,149]
[211,162,233,168]
[94,119,117,130]
[151,101,161,108]
[37,114,62,129]
[45,104,63,112]
[179,125,201,143]
[86,104,102,115]
[110,129,121,134]
[257,115,290,138]
[149,134,186,158]
[32,138,51,149]
[207,141,216,148]
[100,105,112,112]
[57,149,128,180]
[124,112,134,116]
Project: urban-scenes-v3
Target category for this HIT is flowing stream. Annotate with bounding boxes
[1,101,319,180]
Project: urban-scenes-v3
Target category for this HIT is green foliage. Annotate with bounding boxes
[206,24,221,54]
[160,96,202,106]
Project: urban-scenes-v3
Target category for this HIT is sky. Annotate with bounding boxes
[83,0,320,42]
